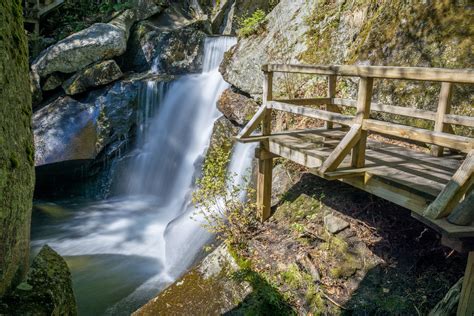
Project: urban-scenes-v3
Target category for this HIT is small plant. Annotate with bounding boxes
[192,144,258,247]
[237,9,267,38]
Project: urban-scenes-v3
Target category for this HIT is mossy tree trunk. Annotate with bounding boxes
[0,0,35,296]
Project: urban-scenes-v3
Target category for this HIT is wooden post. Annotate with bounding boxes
[351,77,373,168]
[257,71,273,222]
[325,75,338,129]
[448,189,474,226]
[424,149,474,219]
[457,251,474,316]
[431,82,453,157]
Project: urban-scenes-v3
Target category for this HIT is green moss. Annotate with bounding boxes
[0,0,35,296]
[275,194,323,222]
[299,0,473,134]
[9,154,19,169]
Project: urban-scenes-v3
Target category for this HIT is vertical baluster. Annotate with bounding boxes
[325,75,338,129]
[351,77,373,168]
[431,82,453,157]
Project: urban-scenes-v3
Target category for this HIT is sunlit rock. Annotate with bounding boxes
[217,88,258,126]
[63,60,123,95]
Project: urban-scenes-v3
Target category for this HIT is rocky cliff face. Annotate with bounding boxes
[0,0,35,296]
[221,0,473,122]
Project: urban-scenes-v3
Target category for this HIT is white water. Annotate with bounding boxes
[31,37,256,315]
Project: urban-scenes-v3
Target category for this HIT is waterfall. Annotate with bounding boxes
[31,36,256,315]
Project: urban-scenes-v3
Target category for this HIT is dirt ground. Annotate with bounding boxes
[234,169,467,315]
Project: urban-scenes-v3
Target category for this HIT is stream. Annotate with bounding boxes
[30,36,255,315]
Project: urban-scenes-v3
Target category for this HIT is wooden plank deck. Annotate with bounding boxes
[266,130,473,237]
[238,64,474,314]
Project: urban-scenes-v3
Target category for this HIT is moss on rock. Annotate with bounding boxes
[0,245,77,315]
[0,0,35,296]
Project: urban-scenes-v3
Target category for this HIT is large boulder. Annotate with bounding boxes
[63,60,123,95]
[31,1,166,80]
[123,9,210,74]
[0,245,77,315]
[31,23,128,79]
[217,88,258,126]
[220,0,314,97]
[33,96,99,166]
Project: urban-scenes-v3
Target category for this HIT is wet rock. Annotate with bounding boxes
[63,60,123,95]
[33,75,147,168]
[133,245,251,315]
[324,214,350,234]
[123,15,209,74]
[33,96,99,166]
[217,88,259,126]
[0,245,77,315]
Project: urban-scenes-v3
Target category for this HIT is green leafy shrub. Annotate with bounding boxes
[237,9,267,38]
[192,143,257,247]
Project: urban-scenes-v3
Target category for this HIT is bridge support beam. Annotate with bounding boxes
[458,251,474,316]
[256,70,274,222]
[257,150,273,222]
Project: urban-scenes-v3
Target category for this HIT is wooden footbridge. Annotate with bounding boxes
[236,64,474,315]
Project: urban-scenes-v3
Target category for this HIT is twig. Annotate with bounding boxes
[321,291,346,310]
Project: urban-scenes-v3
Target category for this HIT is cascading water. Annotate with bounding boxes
[31,36,256,315]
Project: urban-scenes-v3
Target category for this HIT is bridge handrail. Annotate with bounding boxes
[237,64,474,224]
[262,64,474,84]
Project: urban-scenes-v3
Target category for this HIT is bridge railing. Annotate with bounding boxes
[236,64,474,224]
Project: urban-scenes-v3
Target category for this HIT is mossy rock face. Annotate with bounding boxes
[0,245,77,315]
[0,0,35,297]
[133,245,252,315]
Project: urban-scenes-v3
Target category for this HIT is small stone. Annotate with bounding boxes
[324,214,350,234]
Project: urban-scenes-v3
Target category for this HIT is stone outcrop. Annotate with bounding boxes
[221,0,473,115]
[0,245,77,315]
[33,96,99,166]
[217,88,259,126]
[220,0,314,97]
[31,23,128,79]
[31,1,166,80]
[33,77,145,167]
[0,0,35,296]
[123,7,210,74]
[133,245,251,315]
[199,0,280,35]
[63,60,123,95]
